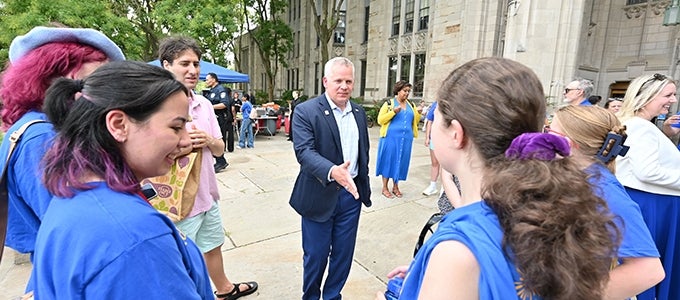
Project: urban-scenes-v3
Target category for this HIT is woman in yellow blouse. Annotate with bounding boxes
[376,80,422,198]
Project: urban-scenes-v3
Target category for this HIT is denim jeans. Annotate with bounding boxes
[239,118,254,148]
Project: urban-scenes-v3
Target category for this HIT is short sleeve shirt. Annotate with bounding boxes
[186,94,221,217]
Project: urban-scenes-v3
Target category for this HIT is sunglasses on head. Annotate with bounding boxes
[636,73,667,96]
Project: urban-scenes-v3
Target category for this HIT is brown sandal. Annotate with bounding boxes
[392,188,403,198]
[382,189,394,198]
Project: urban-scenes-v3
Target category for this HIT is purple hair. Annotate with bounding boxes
[0,42,108,129]
[46,138,139,197]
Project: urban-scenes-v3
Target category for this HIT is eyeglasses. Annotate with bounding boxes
[543,125,566,137]
[636,73,667,96]
[564,88,580,94]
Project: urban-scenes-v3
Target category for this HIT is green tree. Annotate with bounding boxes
[0,0,242,66]
[151,0,241,66]
[242,0,293,101]
[308,0,344,65]
[0,0,135,64]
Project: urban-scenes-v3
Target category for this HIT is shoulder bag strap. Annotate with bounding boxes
[0,119,46,262]
[413,212,444,257]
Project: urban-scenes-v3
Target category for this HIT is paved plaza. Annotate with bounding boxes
[0,125,441,299]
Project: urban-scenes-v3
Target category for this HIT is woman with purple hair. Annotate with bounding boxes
[32,61,212,298]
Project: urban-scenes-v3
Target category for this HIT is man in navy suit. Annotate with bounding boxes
[289,57,372,300]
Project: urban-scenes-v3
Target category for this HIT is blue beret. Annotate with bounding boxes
[9,26,125,63]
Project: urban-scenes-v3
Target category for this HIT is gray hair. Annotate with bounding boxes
[575,78,594,99]
[324,57,355,78]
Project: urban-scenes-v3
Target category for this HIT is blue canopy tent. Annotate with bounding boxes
[148,59,249,83]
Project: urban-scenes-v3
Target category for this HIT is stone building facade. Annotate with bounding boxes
[236,0,680,110]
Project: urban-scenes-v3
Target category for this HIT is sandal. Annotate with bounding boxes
[382,189,394,199]
[215,281,258,300]
[392,188,403,198]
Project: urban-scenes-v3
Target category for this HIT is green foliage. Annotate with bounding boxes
[251,19,293,68]
[0,0,133,64]
[363,105,378,123]
[280,90,294,102]
[151,0,241,66]
[358,97,385,123]
[254,89,269,105]
[0,0,242,65]
[242,0,293,101]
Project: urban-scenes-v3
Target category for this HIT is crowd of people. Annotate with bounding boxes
[2,24,680,300]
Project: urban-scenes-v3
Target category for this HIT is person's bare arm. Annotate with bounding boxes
[440,170,462,207]
[604,257,664,300]
[418,241,479,300]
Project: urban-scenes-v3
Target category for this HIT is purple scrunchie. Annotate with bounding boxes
[505,133,571,161]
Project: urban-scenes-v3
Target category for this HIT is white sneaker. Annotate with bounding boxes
[422,185,438,196]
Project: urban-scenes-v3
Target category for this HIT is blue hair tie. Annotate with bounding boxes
[595,133,629,164]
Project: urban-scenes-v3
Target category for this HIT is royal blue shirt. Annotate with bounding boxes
[399,165,659,299]
[0,111,54,255]
[425,102,437,122]
[400,201,537,299]
[32,183,212,299]
[241,101,253,120]
[587,163,659,258]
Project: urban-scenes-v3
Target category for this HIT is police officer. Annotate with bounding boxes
[205,72,232,172]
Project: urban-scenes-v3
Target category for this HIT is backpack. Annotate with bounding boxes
[385,98,416,111]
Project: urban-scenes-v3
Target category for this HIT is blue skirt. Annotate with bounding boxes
[626,187,680,300]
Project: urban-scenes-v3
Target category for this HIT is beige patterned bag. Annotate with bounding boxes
[141,150,202,222]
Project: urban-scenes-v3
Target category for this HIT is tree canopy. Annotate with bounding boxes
[308,0,345,65]
[242,0,293,101]
[0,0,242,67]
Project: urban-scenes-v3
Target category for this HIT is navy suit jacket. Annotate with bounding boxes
[289,94,372,222]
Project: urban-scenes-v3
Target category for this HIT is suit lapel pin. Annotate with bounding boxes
[324,110,330,115]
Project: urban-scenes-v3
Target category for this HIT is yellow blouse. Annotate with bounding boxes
[376,98,421,138]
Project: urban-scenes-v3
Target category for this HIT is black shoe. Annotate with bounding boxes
[214,162,228,173]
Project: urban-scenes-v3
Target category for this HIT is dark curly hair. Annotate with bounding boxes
[392,80,412,96]
[437,57,620,299]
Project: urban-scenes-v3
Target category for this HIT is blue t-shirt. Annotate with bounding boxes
[579,99,593,106]
[400,165,659,299]
[0,111,54,254]
[241,101,253,120]
[400,201,537,299]
[425,102,437,122]
[32,183,212,299]
[587,163,659,258]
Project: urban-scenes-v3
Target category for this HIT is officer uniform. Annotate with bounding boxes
[207,84,233,167]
